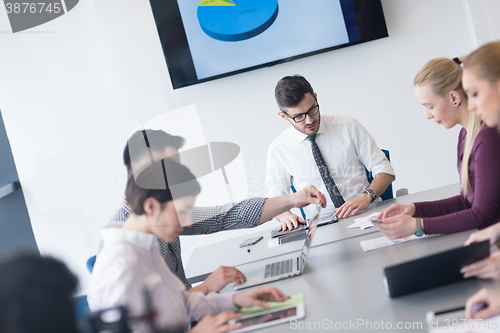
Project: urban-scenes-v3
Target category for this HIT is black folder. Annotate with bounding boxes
[384,240,490,298]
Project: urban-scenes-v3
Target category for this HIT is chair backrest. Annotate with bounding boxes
[74,295,91,333]
[86,255,96,274]
[365,149,393,201]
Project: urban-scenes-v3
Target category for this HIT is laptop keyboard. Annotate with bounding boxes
[264,258,298,278]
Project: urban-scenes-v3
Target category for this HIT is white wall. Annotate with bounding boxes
[464,0,500,47]
[0,0,479,293]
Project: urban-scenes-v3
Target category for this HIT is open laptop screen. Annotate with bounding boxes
[300,205,321,272]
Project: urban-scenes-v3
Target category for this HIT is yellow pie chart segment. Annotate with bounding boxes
[199,0,236,6]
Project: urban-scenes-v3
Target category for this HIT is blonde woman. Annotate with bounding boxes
[462,42,500,280]
[449,42,500,320]
[374,57,500,240]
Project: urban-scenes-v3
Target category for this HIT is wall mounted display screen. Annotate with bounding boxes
[149,0,388,89]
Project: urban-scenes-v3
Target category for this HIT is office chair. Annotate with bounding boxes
[365,149,408,200]
[74,294,91,333]
[86,255,96,274]
[365,149,393,201]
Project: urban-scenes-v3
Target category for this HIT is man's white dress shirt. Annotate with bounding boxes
[266,115,395,218]
[88,228,236,332]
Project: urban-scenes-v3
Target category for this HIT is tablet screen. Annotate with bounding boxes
[317,213,337,225]
[237,307,297,328]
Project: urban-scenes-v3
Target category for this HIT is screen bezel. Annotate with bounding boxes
[149,0,388,89]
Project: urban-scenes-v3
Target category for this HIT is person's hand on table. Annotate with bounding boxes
[461,251,500,280]
[232,286,290,309]
[191,266,247,294]
[191,312,242,333]
[291,185,327,209]
[333,193,371,219]
[376,204,415,220]
[372,215,417,240]
[466,288,500,320]
[276,212,306,231]
[465,223,500,246]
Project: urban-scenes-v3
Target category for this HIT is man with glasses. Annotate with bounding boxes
[266,75,395,231]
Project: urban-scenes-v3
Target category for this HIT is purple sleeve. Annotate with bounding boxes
[419,127,500,234]
[414,195,470,218]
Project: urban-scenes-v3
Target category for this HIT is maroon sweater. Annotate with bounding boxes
[414,125,500,234]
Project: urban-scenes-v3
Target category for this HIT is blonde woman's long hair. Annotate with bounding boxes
[464,42,500,130]
[414,57,483,196]
[464,42,500,84]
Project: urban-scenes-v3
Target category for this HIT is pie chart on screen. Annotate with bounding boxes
[197,0,279,42]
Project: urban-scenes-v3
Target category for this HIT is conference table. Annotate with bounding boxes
[185,184,500,332]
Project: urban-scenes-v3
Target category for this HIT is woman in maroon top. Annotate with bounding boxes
[374,56,500,240]
[447,42,500,321]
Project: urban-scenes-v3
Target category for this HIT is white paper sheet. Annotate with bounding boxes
[360,234,432,252]
[348,212,381,230]
[268,238,280,248]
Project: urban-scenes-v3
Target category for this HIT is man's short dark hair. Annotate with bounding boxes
[0,254,79,333]
[126,158,201,215]
[275,75,315,110]
[123,130,185,171]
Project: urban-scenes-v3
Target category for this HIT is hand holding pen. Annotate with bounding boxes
[466,288,500,320]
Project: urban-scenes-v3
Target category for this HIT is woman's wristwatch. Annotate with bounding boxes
[414,218,425,237]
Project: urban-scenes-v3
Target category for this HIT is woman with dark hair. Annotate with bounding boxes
[0,254,79,333]
[88,158,289,332]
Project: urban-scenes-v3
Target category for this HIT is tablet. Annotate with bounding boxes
[230,293,305,332]
[317,213,339,226]
[384,240,490,297]
[270,213,338,238]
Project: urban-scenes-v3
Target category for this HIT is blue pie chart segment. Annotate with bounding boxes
[197,0,279,42]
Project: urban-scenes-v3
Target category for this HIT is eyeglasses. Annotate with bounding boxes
[282,101,320,123]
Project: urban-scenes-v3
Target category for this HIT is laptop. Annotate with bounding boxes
[234,205,321,291]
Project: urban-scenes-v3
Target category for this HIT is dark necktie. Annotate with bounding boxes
[307,134,345,207]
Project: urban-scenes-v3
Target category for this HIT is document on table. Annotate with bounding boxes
[267,236,304,248]
[428,315,500,332]
[360,234,433,252]
[348,212,381,230]
[268,238,279,248]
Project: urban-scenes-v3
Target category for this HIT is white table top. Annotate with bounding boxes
[184,183,500,332]
[186,183,461,278]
